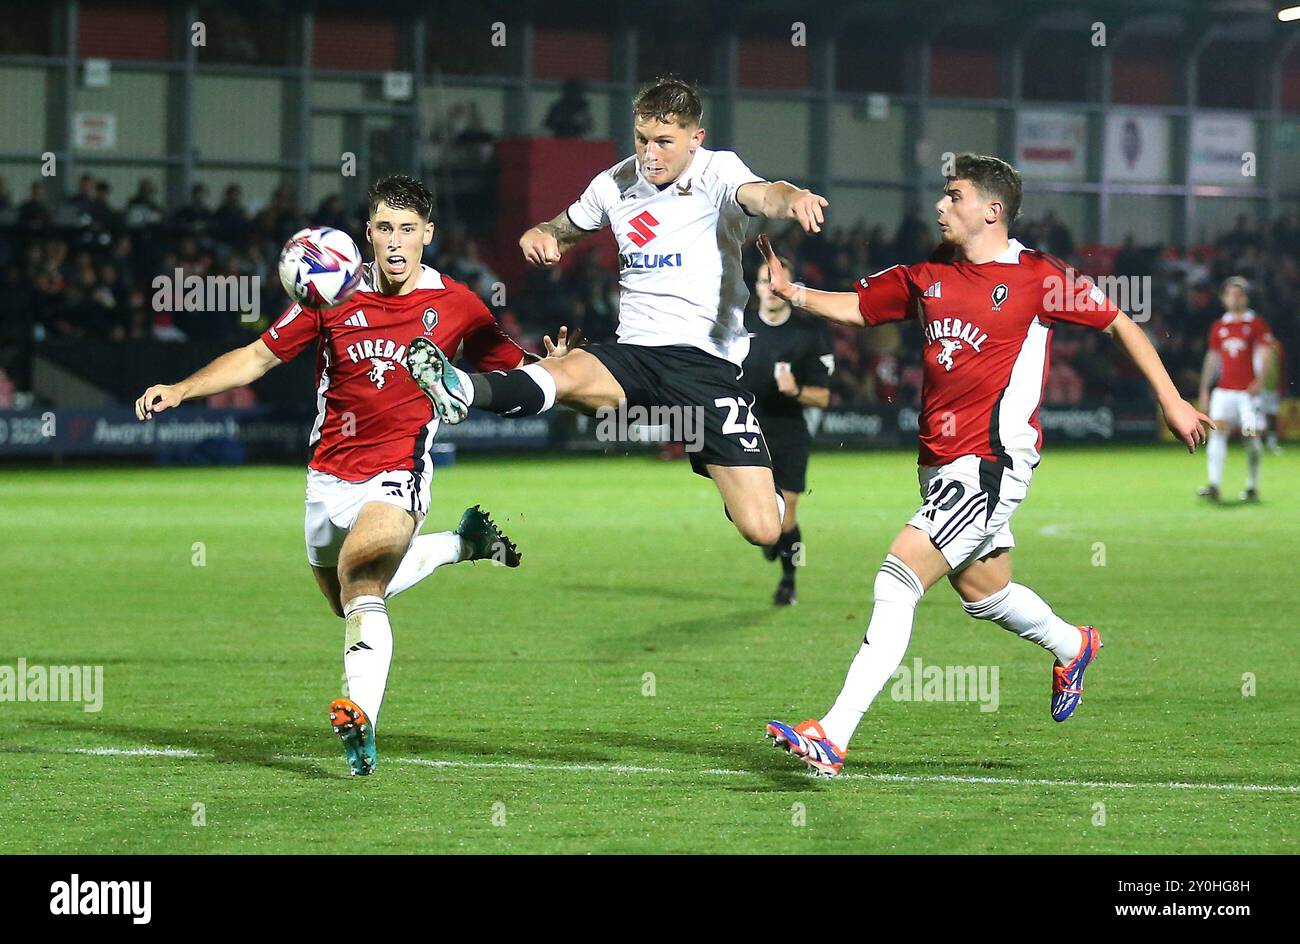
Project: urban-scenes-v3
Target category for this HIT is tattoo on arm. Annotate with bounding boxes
[538,212,588,252]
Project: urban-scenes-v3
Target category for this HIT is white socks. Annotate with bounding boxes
[1207,428,1228,487]
[520,363,558,413]
[385,531,465,598]
[1206,428,1263,492]
[962,583,1082,664]
[820,555,924,749]
[1245,435,1261,490]
[342,595,393,730]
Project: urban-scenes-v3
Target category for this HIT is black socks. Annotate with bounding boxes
[471,369,547,416]
[776,525,802,577]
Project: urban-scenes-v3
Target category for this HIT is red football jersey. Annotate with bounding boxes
[261,264,524,481]
[1208,311,1273,391]
[854,239,1120,468]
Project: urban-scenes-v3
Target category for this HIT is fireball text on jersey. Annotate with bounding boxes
[259,263,523,481]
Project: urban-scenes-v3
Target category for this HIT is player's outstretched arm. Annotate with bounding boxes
[757,235,863,326]
[520,212,592,267]
[738,181,828,234]
[1104,312,1215,453]
[135,338,281,420]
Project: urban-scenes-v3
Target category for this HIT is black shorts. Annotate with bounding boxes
[763,417,811,493]
[587,342,773,477]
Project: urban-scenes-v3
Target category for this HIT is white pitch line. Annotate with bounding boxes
[27,746,1300,794]
[36,746,203,759]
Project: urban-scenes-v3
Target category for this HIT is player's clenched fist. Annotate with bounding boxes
[136,384,183,420]
[521,226,562,267]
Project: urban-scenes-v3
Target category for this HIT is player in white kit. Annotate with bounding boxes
[406,77,829,547]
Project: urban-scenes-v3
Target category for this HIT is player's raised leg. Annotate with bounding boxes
[329,501,416,776]
[709,464,783,547]
[385,505,522,598]
[950,549,1101,722]
[408,338,625,422]
[768,525,947,776]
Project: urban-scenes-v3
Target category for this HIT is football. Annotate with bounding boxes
[277,226,363,309]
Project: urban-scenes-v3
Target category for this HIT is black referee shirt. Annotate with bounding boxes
[741,308,834,427]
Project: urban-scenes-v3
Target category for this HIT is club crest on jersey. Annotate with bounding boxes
[422,307,438,334]
[675,179,693,196]
[992,283,1009,311]
[368,358,396,389]
[924,317,988,372]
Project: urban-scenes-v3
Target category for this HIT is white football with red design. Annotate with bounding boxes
[278,226,363,309]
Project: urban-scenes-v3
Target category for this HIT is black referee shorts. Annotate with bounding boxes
[761,417,811,493]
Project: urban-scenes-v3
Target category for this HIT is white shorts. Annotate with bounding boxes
[1208,388,1263,436]
[906,455,1031,572]
[1256,390,1280,417]
[304,468,431,567]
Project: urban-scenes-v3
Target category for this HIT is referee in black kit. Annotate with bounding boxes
[743,252,833,606]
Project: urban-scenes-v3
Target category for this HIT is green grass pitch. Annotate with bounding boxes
[1,446,1296,853]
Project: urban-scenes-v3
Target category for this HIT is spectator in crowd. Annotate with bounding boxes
[17,182,52,232]
[173,183,213,236]
[315,194,350,233]
[212,184,251,245]
[125,178,164,229]
[544,80,594,138]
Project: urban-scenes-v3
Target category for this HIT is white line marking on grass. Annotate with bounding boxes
[845,772,1300,794]
[48,746,203,758]
[24,745,1300,794]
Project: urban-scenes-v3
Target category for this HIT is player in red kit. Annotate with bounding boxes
[134,176,559,776]
[760,154,1212,776]
[1197,277,1276,501]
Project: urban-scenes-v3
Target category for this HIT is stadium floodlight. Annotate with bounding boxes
[1280,5,1300,21]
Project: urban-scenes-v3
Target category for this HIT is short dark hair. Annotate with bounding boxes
[633,76,703,128]
[951,153,1023,225]
[368,174,434,221]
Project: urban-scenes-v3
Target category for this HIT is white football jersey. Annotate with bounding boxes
[566,146,765,365]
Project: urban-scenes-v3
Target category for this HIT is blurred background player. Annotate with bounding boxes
[407,76,829,550]
[134,176,536,776]
[743,253,832,606]
[1255,335,1285,454]
[1197,277,1276,502]
[760,154,1212,777]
